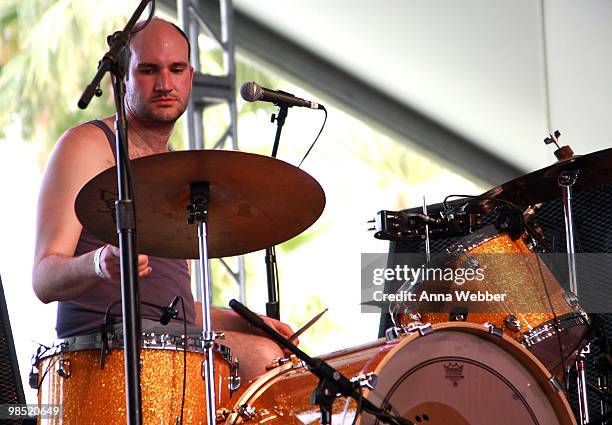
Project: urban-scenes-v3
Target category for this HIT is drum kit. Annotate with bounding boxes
[31,139,612,424]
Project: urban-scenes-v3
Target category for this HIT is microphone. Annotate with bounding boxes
[240,81,324,110]
[159,296,181,325]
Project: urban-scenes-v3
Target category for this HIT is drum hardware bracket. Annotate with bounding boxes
[236,404,257,421]
[265,354,302,370]
[395,322,432,338]
[350,372,378,390]
[564,292,581,309]
[484,322,504,338]
[522,233,536,251]
[550,376,564,393]
[450,306,469,322]
[29,367,39,390]
[99,315,116,369]
[56,358,71,378]
[504,315,521,332]
[187,181,210,225]
[216,408,230,422]
[385,326,402,342]
[229,358,241,393]
[201,330,225,347]
[417,323,433,336]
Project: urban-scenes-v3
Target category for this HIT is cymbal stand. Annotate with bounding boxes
[77,2,154,423]
[188,181,220,425]
[422,197,431,263]
[559,170,589,424]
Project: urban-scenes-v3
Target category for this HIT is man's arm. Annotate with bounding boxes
[32,124,150,303]
[194,301,295,341]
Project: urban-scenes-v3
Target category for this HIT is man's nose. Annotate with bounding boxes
[155,70,172,92]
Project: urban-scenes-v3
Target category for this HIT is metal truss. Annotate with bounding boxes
[177,0,246,303]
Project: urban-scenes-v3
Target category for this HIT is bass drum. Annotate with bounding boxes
[222,323,575,425]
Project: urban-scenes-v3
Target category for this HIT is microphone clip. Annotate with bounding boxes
[159,295,181,325]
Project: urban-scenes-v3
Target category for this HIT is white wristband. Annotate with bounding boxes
[93,246,107,279]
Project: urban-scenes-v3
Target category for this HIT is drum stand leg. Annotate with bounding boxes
[598,375,608,424]
[577,348,590,425]
[189,182,218,425]
[560,171,589,424]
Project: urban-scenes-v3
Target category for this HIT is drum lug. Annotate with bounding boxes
[229,358,241,393]
[217,407,230,421]
[237,404,257,421]
[504,315,521,331]
[202,331,225,347]
[484,322,504,337]
[450,306,468,322]
[522,234,536,251]
[350,372,378,390]
[385,326,401,342]
[265,354,302,370]
[418,323,434,336]
[564,292,581,309]
[56,358,71,378]
[550,376,564,392]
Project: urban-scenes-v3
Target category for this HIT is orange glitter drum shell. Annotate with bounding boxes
[393,226,590,372]
[223,323,576,425]
[37,340,232,425]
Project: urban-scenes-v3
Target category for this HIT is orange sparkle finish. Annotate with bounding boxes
[223,323,576,425]
[395,231,589,371]
[37,347,231,424]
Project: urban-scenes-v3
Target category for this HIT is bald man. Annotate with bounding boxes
[32,18,292,381]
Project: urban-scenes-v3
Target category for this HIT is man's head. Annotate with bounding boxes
[123,18,194,125]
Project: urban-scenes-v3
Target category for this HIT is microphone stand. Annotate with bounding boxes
[264,104,289,320]
[78,1,153,424]
[229,299,412,425]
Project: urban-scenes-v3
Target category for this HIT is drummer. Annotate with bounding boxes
[31,17,294,381]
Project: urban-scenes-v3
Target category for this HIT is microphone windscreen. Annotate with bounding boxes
[240,81,263,102]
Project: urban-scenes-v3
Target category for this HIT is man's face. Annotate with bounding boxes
[125,20,194,124]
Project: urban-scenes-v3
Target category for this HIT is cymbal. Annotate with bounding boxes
[468,147,612,213]
[75,150,325,259]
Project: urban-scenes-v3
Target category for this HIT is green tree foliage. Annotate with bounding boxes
[0,0,132,152]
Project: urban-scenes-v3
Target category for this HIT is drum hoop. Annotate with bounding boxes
[441,224,517,259]
[522,311,590,348]
[40,332,232,363]
[377,322,551,379]
[225,359,300,424]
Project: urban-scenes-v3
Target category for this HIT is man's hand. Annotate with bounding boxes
[260,315,298,345]
[99,245,152,281]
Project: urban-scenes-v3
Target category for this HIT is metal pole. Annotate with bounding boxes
[198,220,217,425]
[559,170,588,424]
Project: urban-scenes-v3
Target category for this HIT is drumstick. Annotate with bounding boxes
[289,308,328,342]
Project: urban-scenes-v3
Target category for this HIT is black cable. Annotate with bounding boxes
[534,252,567,380]
[443,194,521,212]
[298,106,327,168]
[34,345,55,390]
[103,296,188,424]
[351,387,363,425]
[273,246,280,316]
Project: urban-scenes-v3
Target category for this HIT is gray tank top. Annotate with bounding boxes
[55,120,195,337]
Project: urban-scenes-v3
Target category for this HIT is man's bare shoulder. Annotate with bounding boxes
[51,119,116,170]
